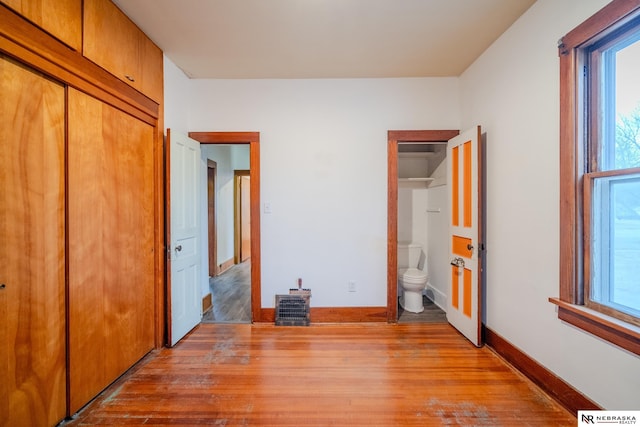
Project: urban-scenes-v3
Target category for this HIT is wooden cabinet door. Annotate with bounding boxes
[1,0,81,50]
[67,88,155,413]
[83,0,163,102]
[0,56,66,427]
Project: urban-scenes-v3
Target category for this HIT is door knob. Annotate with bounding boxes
[450,257,465,268]
[175,245,182,252]
[467,244,474,251]
[0,283,5,290]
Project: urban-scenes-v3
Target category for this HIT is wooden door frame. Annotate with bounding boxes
[387,130,459,322]
[189,132,262,323]
[207,160,218,277]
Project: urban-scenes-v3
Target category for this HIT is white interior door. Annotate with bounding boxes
[447,126,484,347]
[167,129,201,346]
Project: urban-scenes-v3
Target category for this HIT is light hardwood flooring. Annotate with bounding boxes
[67,323,576,426]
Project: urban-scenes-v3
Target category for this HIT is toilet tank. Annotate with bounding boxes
[398,242,422,269]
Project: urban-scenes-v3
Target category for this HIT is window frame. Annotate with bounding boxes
[550,0,640,356]
[583,169,640,326]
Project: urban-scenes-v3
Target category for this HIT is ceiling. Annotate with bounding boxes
[113,0,536,79]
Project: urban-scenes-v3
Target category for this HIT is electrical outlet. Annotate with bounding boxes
[348,281,356,292]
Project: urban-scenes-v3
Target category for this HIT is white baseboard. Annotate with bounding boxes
[424,283,447,311]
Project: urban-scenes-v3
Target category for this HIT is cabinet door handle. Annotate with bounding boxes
[0,283,6,290]
[124,74,135,82]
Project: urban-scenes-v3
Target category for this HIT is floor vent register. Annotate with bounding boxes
[275,289,311,326]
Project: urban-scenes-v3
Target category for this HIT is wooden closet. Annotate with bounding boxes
[0,55,67,427]
[0,1,164,425]
[66,88,157,414]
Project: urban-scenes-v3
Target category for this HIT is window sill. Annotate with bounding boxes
[549,298,640,356]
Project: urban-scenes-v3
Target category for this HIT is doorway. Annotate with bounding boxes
[189,132,262,322]
[208,160,218,277]
[387,130,459,322]
[234,170,251,264]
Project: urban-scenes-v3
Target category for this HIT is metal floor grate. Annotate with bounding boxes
[275,294,310,326]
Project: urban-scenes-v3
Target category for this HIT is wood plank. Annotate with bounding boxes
[0,4,159,123]
[0,54,66,427]
[68,88,156,413]
[260,306,388,323]
[1,0,82,50]
[240,176,251,262]
[69,324,577,426]
[83,0,163,102]
[387,137,398,322]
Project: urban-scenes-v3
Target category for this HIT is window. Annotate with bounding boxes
[585,16,640,326]
[587,172,640,324]
[552,0,640,356]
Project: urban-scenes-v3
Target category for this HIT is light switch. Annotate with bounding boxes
[264,202,272,214]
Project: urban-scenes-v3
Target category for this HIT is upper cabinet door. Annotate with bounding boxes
[1,0,82,50]
[83,0,163,103]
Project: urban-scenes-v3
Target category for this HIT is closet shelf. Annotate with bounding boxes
[399,177,435,187]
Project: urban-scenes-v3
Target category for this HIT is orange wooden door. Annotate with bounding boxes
[67,88,155,413]
[447,126,484,347]
[240,175,251,262]
[0,56,67,427]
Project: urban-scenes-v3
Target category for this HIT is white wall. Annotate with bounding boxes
[397,186,414,243]
[397,185,429,266]
[460,0,639,410]
[426,184,448,309]
[232,145,250,170]
[200,145,244,269]
[163,55,191,136]
[198,145,234,296]
[165,58,252,297]
[188,78,460,307]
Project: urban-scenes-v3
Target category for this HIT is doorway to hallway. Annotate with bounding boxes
[202,260,251,323]
[189,131,262,323]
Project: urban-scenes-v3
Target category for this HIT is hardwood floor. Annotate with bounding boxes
[66,323,575,426]
[202,260,251,323]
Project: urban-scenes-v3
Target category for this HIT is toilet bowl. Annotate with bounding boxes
[398,243,428,313]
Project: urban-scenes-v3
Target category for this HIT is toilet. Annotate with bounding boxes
[398,242,428,313]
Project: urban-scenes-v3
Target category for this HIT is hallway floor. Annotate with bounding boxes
[202,260,251,323]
